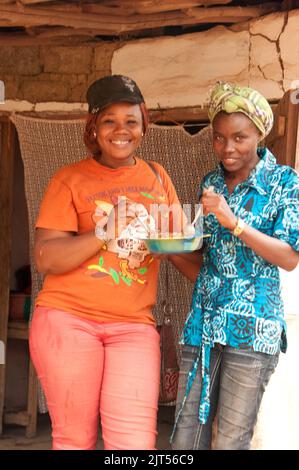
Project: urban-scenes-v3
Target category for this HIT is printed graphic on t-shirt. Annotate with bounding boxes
[87,198,156,286]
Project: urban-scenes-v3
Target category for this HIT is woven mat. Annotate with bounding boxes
[11,114,217,411]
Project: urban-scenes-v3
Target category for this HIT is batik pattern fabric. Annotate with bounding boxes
[174,147,299,430]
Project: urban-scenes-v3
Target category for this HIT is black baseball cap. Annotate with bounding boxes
[86,75,145,114]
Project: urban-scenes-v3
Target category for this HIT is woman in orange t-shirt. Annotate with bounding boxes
[30,75,200,450]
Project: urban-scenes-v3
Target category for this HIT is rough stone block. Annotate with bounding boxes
[250,11,284,41]
[94,42,118,71]
[250,35,282,82]
[42,46,92,74]
[70,81,88,102]
[0,46,41,75]
[112,27,249,108]
[86,70,111,89]
[280,10,299,83]
[0,74,20,100]
[20,79,69,102]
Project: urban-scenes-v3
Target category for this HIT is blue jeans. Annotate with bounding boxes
[172,344,279,450]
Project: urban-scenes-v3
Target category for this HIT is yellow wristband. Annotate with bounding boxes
[232,217,245,237]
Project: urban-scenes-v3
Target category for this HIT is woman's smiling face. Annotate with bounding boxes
[95,102,143,168]
[212,112,261,177]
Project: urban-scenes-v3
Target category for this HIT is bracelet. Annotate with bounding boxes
[231,217,245,237]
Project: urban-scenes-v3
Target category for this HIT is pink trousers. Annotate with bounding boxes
[29,307,161,450]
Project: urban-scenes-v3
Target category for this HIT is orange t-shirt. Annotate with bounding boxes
[35,157,181,325]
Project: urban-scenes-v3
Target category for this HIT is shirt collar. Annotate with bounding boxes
[215,147,276,196]
[244,147,276,195]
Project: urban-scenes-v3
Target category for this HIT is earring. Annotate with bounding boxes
[142,132,144,137]
[93,131,97,138]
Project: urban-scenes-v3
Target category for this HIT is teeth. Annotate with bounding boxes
[112,140,129,144]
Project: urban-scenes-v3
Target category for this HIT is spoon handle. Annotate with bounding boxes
[191,186,214,226]
[191,206,202,226]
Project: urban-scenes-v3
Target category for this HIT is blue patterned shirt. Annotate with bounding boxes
[173,148,299,431]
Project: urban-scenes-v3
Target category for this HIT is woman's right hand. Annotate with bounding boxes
[201,187,237,231]
[105,197,142,239]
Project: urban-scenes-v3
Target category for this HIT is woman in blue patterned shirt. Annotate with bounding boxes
[171,82,299,450]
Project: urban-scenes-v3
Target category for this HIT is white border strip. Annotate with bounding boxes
[0,100,88,113]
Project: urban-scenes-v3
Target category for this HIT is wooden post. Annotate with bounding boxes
[266,90,299,168]
[0,117,15,435]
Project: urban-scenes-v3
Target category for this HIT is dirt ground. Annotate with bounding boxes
[0,405,175,450]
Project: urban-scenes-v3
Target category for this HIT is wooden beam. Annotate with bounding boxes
[149,106,209,123]
[17,0,234,13]
[3,411,29,426]
[22,25,94,39]
[184,4,279,22]
[0,4,279,35]
[266,89,299,168]
[132,0,234,14]
[44,1,234,16]
[25,358,38,438]
[281,0,299,10]
[7,321,29,340]
[38,2,133,16]
[97,0,233,14]
[0,117,15,436]
[0,32,98,45]
[18,0,54,4]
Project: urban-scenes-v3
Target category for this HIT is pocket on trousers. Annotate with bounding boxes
[224,347,279,385]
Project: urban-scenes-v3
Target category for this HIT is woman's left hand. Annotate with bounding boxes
[201,188,237,230]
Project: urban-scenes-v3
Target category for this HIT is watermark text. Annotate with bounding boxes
[0,340,5,365]
[290,80,299,105]
[0,80,4,104]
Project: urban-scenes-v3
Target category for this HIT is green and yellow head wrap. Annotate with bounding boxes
[208,82,274,139]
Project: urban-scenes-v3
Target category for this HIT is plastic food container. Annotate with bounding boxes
[142,235,205,254]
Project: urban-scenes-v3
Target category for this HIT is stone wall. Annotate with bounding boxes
[0,41,118,110]
[112,10,299,109]
[0,9,299,113]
